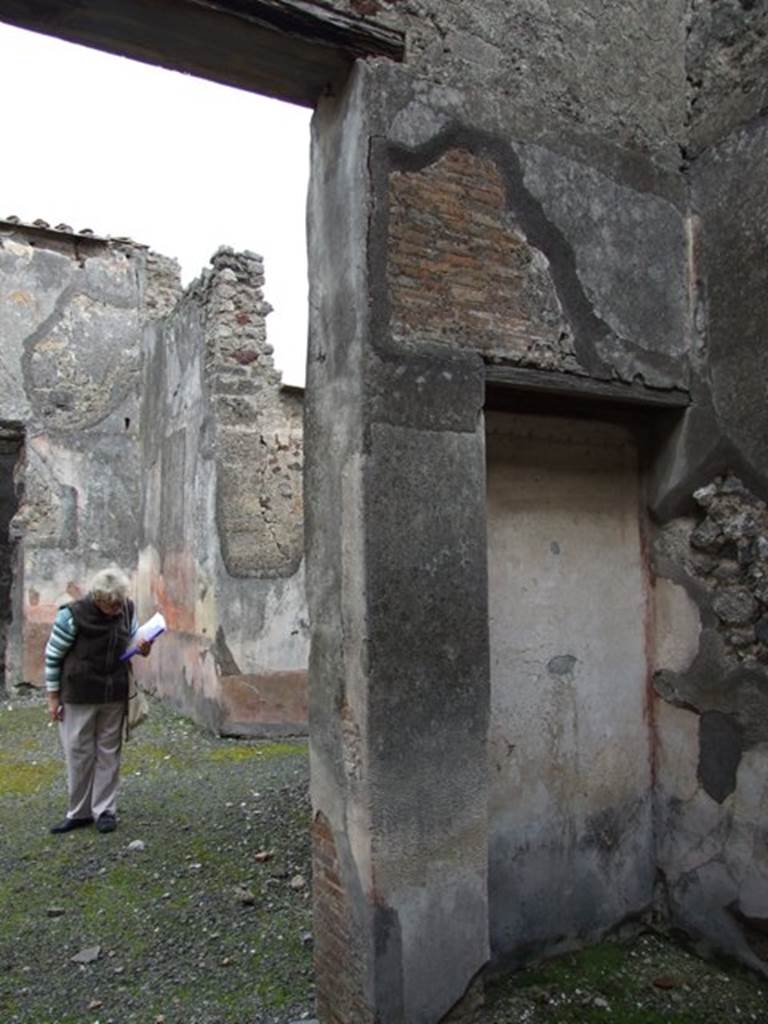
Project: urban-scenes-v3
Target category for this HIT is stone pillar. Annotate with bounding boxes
[306,66,490,1024]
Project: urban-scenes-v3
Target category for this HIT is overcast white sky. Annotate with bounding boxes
[0,22,311,385]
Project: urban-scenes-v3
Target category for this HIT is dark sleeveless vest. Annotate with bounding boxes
[60,597,134,705]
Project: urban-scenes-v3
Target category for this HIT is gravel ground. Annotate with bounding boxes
[2,689,767,1024]
[0,690,313,1024]
[482,932,768,1023]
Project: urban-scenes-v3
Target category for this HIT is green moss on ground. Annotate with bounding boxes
[208,741,307,763]
[3,691,767,1024]
[0,692,313,1024]
[0,759,60,796]
[483,933,768,1023]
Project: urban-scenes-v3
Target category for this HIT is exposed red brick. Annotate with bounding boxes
[349,0,381,14]
[387,147,573,368]
[232,347,259,365]
[312,812,372,1024]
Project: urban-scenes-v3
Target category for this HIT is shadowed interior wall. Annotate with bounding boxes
[648,3,768,975]
[0,431,22,694]
[487,411,653,964]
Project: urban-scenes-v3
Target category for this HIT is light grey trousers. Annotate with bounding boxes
[59,701,125,820]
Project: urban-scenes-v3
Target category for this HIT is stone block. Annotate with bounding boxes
[218,671,308,735]
[653,578,701,675]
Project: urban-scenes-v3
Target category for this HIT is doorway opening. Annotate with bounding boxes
[0,423,23,697]
[484,388,664,963]
[0,3,404,1021]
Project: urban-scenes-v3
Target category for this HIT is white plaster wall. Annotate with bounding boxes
[486,410,654,961]
[652,577,701,675]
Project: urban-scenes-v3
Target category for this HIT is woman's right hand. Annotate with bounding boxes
[47,693,63,722]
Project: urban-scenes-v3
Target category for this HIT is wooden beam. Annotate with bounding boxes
[485,364,690,409]
[188,0,404,61]
[0,0,404,107]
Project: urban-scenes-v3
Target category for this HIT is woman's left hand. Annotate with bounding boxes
[47,692,64,722]
[138,639,152,657]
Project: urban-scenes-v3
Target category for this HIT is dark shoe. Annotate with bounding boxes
[50,816,93,834]
[96,813,117,834]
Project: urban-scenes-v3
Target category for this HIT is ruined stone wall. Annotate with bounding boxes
[2,0,764,1018]
[334,0,689,169]
[0,220,307,736]
[305,1,767,1016]
[686,0,768,156]
[652,476,768,973]
[644,3,768,976]
[307,2,697,1014]
[0,219,177,684]
[137,247,308,736]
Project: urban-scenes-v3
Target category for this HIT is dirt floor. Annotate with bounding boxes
[1,690,766,1024]
[0,691,313,1024]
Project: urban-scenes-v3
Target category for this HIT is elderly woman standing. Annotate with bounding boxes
[44,568,152,835]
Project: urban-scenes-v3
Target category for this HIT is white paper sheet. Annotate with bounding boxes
[121,611,166,661]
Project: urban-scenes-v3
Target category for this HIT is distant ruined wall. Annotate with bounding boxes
[0,219,308,737]
[0,219,178,685]
[137,247,308,736]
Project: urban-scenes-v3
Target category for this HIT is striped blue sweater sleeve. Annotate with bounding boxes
[44,607,77,692]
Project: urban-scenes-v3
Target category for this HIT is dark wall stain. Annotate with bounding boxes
[697,710,743,803]
[212,626,241,677]
[548,654,577,677]
[728,903,768,963]
[373,900,404,1022]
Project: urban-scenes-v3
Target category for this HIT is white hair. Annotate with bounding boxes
[88,567,130,603]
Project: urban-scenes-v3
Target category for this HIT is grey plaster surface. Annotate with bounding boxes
[655,699,768,976]
[686,0,768,154]
[649,117,768,975]
[693,118,768,491]
[306,68,382,1023]
[308,67,490,1023]
[335,0,689,169]
[365,420,489,1020]
[515,144,689,387]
